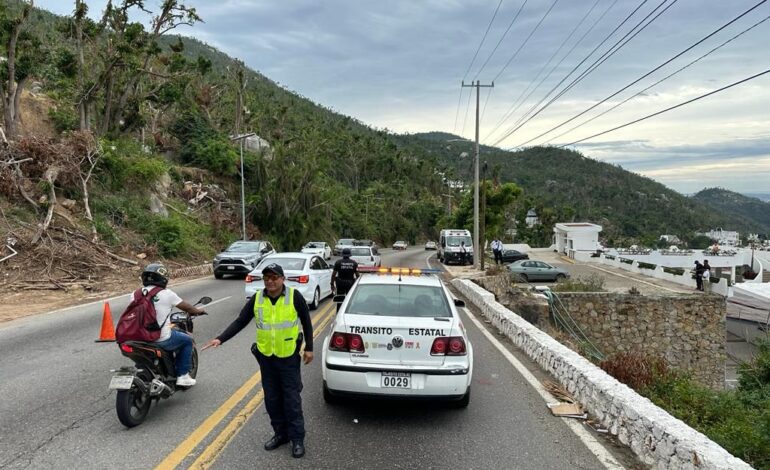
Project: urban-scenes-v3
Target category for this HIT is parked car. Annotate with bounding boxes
[213,240,276,279]
[424,241,437,250]
[348,246,381,267]
[301,241,332,260]
[500,249,529,263]
[334,238,355,256]
[507,260,569,282]
[322,267,472,407]
[392,241,407,251]
[245,253,333,309]
[354,239,377,248]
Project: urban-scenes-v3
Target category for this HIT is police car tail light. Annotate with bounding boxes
[287,274,309,284]
[448,337,467,355]
[245,274,259,283]
[431,337,467,356]
[329,332,365,353]
[348,334,364,352]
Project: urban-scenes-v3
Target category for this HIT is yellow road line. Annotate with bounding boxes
[155,301,335,470]
[189,306,336,469]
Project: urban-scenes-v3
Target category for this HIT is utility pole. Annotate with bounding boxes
[442,193,454,216]
[230,132,256,240]
[480,160,488,271]
[462,80,494,269]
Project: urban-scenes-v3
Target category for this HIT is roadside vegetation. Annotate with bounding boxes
[600,343,770,469]
[549,274,606,292]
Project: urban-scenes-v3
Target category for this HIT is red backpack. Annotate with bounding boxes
[115,286,166,343]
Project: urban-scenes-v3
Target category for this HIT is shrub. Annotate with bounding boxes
[550,274,606,292]
[48,106,78,133]
[181,136,239,175]
[99,139,168,189]
[600,352,670,391]
[663,267,685,275]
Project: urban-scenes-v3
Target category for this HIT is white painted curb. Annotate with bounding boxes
[453,278,752,470]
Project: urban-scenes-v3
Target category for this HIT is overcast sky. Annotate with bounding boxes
[37,0,770,195]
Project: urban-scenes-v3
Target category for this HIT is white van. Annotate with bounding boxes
[438,229,473,265]
[349,245,381,267]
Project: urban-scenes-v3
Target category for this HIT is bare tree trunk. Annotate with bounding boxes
[101,72,114,135]
[13,164,38,210]
[32,166,60,244]
[75,0,88,130]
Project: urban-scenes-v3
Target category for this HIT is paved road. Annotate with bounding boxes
[0,247,632,469]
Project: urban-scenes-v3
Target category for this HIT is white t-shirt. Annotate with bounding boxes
[127,287,183,342]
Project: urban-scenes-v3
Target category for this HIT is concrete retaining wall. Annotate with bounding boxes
[452,278,751,470]
[173,263,213,278]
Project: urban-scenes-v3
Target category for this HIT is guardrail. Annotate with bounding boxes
[452,278,750,469]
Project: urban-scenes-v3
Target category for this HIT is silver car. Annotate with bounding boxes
[334,238,355,256]
[507,260,569,282]
[213,241,276,279]
[349,246,381,267]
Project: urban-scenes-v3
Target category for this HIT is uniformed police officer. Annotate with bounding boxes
[202,263,313,458]
[331,248,359,311]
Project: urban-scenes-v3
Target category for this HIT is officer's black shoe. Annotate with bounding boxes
[291,440,305,458]
[264,435,289,451]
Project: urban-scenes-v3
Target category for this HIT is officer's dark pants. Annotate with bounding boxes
[335,279,354,312]
[254,348,305,442]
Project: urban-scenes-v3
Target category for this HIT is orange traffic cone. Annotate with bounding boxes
[95,301,116,342]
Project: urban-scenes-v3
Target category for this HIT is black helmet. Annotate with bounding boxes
[142,262,169,288]
[342,248,352,257]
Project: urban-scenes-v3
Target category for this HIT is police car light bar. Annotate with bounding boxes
[357,266,442,275]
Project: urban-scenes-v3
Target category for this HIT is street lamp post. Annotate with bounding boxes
[230,132,256,240]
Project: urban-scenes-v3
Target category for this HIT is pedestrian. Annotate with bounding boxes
[202,263,313,458]
[460,240,469,266]
[331,247,359,311]
[702,260,712,293]
[491,238,503,265]
[693,260,704,291]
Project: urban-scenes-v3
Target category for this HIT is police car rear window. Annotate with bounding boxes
[350,247,371,256]
[346,285,451,317]
[260,258,307,271]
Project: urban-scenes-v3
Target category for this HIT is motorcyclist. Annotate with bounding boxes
[331,248,359,311]
[138,263,205,387]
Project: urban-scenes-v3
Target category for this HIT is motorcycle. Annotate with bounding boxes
[108,296,211,428]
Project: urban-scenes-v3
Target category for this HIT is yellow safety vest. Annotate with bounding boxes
[253,287,300,358]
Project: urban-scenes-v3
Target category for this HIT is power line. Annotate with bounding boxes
[545,13,770,145]
[462,0,505,82]
[495,0,675,147]
[452,86,465,134]
[560,68,770,147]
[491,0,561,83]
[454,0,504,135]
[472,0,529,81]
[480,85,495,125]
[483,0,610,144]
[519,0,768,147]
[461,83,474,137]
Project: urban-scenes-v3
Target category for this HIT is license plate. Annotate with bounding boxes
[109,375,134,390]
[381,372,411,388]
[227,266,235,270]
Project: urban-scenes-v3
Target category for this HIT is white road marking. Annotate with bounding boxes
[461,306,625,470]
[202,296,231,308]
[425,252,435,269]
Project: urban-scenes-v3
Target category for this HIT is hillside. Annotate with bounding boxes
[393,133,768,244]
[695,188,770,232]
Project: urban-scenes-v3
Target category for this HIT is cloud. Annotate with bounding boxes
[33,0,770,193]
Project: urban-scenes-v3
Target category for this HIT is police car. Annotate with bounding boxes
[322,267,472,407]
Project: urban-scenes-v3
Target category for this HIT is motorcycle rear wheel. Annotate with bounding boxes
[189,348,199,378]
[116,387,151,428]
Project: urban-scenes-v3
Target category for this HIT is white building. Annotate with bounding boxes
[703,228,740,246]
[660,234,681,244]
[553,223,602,254]
[525,208,540,227]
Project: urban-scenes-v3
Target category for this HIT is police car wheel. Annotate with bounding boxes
[323,382,340,405]
[448,387,470,409]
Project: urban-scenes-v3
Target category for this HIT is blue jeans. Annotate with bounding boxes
[155,330,193,376]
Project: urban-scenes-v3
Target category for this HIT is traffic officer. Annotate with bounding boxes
[202,263,313,459]
[331,247,359,311]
